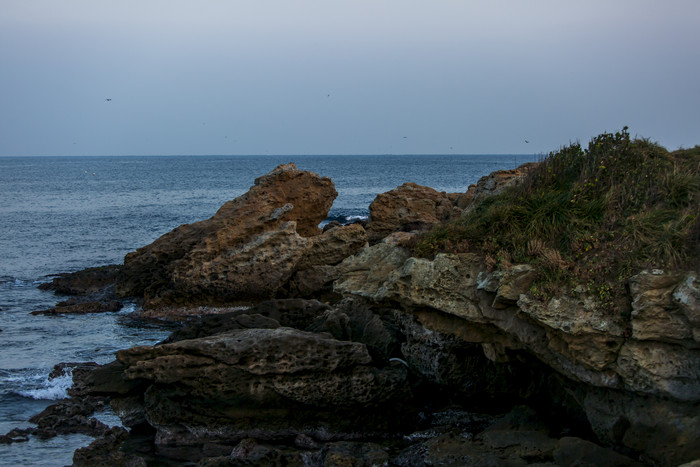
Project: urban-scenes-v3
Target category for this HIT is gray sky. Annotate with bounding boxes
[1,0,699,156]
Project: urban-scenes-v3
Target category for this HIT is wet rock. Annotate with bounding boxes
[28,396,109,438]
[31,298,123,315]
[35,267,124,315]
[38,264,122,296]
[0,428,32,444]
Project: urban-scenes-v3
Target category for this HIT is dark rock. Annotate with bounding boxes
[308,298,401,363]
[97,326,416,456]
[321,441,389,466]
[161,298,331,344]
[0,428,32,444]
[38,264,122,295]
[72,426,146,467]
[553,437,642,466]
[28,396,109,438]
[31,299,123,315]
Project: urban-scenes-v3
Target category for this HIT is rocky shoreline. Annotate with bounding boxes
[9,162,699,466]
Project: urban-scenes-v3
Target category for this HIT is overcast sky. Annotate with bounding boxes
[1,1,699,156]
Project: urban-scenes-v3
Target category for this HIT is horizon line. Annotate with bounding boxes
[0,152,541,158]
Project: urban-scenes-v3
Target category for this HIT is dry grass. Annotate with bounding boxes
[412,128,700,310]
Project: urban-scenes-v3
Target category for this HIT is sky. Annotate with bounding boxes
[1,1,699,156]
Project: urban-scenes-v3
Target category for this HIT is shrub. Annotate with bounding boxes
[411,128,700,310]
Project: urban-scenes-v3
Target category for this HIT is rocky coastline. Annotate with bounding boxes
[10,162,699,466]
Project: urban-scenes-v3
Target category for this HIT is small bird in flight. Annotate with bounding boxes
[105,98,112,102]
[525,140,529,143]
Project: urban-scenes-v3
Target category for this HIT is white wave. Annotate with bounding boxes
[17,371,72,401]
[116,302,138,315]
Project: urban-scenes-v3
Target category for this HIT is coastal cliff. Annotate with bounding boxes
[26,132,700,466]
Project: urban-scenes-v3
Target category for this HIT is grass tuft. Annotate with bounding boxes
[411,128,700,311]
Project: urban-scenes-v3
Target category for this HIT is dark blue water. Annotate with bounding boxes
[0,154,532,465]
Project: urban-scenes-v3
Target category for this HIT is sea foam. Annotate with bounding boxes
[18,370,72,401]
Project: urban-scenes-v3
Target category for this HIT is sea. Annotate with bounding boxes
[0,154,533,466]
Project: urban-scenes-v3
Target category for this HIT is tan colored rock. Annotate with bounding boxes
[116,163,341,305]
[517,294,626,337]
[490,264,537,308]
[298,223,367,269]
[334,243,700,402]
[629,269,693,342]
[334,243,412,302]
[365,182,455,243]
[336,245,486,322]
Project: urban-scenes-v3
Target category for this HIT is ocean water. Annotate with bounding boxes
[0,154,532,465]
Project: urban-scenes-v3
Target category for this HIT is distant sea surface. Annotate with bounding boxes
[0,154,533,466]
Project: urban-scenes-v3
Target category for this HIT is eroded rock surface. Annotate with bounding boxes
[366,182,457,243]
[115,163,365,306]
[335,242,700,464]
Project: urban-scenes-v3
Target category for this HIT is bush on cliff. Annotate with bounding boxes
[413,127,700,308]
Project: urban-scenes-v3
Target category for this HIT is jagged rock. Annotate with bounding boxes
[98,326,413,456]
[616,340,700,401]
[28,397,109,439]
[38,265,122,295]
[116,163,342,306]
[366,182,456,243]
[35,266,123,314]
[297,223,368,269]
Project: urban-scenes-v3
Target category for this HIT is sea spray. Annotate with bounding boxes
[17,369,72,401]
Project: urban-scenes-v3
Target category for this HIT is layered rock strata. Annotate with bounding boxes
[334,243,700,464]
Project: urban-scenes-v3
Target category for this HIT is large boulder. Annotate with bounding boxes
[105,326,412,459]
[365,182,456,243]
[115,163,365,306]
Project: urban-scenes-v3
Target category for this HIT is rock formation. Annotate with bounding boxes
[334,243,700,464]
[365,182,457,243]
[115,163,365,306]
[364,162,538,244]
[26,159,699,466]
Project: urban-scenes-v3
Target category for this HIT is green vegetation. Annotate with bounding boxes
[412,128,700,309]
